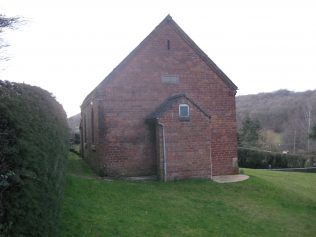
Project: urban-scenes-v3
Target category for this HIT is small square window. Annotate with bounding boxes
[179,104,189,118]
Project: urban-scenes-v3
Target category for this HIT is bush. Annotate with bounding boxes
[0,81,68,237]
[238,147,312,169]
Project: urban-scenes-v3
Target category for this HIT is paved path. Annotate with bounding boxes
[71,172,250,183]
[212,174,249,183]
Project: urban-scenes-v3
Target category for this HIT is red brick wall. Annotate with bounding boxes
[158,98,212,180]
[81,19,238,177]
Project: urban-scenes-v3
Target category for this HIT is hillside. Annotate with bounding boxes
[236,89,316,153]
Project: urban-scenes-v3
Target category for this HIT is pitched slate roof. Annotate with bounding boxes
[82,15,237,108]
[146,93,210,120]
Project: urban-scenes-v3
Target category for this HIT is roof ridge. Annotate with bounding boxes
[165,14,172,21]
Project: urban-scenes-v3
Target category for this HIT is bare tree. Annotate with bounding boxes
[0,14,20,61]
[282,109,306,153]
[310,123,316,140]
[303,101,312,154]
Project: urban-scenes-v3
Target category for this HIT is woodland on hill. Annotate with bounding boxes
[236,89,316,154]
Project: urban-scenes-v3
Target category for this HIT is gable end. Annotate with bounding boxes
[82,15,238,108]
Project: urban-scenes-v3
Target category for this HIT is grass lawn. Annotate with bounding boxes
[60,153,316,237]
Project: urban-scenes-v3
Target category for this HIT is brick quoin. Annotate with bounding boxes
[80,15,239,180]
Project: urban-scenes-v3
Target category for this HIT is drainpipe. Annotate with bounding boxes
[209,122,212,180]
[210,146,213,180]
[158,122,167,182]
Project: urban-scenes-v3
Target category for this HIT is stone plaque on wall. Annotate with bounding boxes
[161,75,180,84]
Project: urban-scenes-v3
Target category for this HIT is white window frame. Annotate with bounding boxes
[179,104,190,118]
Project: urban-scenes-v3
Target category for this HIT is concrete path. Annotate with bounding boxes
[212,174,249,183]
[103,175,157,181]
[125,176,157,181]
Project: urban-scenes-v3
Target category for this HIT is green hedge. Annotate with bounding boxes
[238,147,312,169]
[0,81,68,237]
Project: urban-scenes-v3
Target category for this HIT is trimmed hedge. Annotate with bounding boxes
[0,81,68,237]
[238,147,312,169]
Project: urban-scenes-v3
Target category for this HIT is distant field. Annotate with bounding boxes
[60,153,316,237]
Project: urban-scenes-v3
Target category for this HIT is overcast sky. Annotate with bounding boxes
[1,0,316,117]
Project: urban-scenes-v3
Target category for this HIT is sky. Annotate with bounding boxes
[0,0,316,117]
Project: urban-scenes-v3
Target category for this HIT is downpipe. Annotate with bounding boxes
[158,123,167,182]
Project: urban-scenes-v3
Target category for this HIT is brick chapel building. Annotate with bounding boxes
[80,15,239,181]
